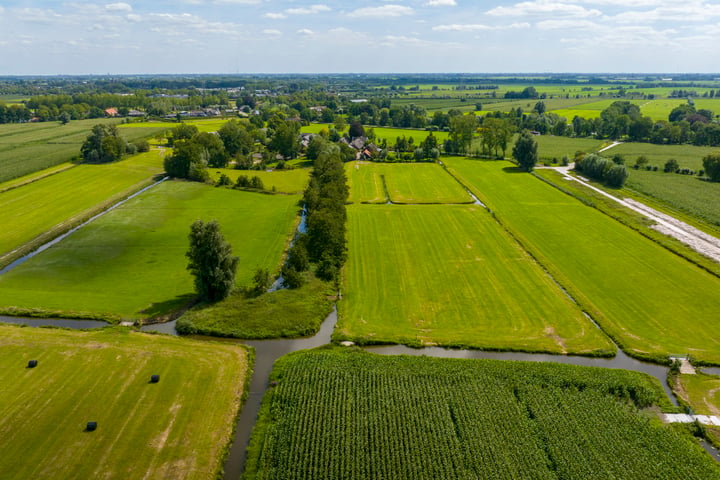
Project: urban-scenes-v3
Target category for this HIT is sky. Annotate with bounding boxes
[0,0,719,75]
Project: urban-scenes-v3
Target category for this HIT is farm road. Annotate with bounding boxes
[538,160,720,263]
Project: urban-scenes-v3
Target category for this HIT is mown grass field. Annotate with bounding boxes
[0,324,250,479]
[208,167,310,194]
[471,133,604,161]
[0,119,167,183]
[346,162,471,204]
[119,118,231,134]
[0,149,166,264]
[445,157,720,363]
[625,168,720,228]
[244,348,719,480]
[610,142,716,170]
[339,204,613,354]
[0,182,300,321]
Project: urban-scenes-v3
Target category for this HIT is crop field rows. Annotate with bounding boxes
[244,349,719,480]
[0,325,249,480]
[0,181,300,320]
[0,119,167,183]
[444,157,720,363]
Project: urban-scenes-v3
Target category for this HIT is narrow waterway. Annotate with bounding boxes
[4,308,720,473]
[0,176,168,275]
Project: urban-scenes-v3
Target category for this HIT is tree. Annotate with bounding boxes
[449,114,477,154]
[703,153,720,181]
[164,139,208,181]
[80,124,126,163]
[604,164,629,188]
[168,123,198,146]
[186,220,238,302]
[664,158,679,173]
[348,121,365,139]
[193,131,228,168]
[218,120,253,156]
[252,267,272,296]
[512,130,538,172]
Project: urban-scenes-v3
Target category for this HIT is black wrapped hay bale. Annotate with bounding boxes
[27,360,38,368]
[86,422,97,432]
[150,374,160,383]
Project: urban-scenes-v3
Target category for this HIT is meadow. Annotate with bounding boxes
[208,167,310,194]
[244,348,719,480]
[338,204,614,354]
[610,142,716,170]
[346,161,472,204]
[445,157,720,364]
[0,325,250,479]
[624,168,720,229]
[0,119,167,183]
[471,133,604,161]
[0,149,166,267]
[0,182,300,321]
[301,123,449,144]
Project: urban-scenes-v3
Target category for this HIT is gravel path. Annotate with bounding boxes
[540,165,720,264]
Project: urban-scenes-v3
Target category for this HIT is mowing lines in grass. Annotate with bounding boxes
[445,157,720,363]
[339,204,613,354]
[245,348,718,480]
[0,325,249,479]
[346,162,472,204]
[0,182,300,320]
[0,149,166,263]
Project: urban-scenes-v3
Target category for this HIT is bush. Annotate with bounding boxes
[664,158,679,173]
[216,173,233,187]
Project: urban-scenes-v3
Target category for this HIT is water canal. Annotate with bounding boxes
[4,307,719,476]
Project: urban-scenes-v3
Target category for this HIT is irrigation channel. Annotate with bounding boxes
[3,309,720,476]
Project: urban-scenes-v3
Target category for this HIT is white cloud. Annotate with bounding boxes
[426,0,457,6]
[105,3,132,12]
[264,12,287,19]
[348,5,414,17]
[536,19,600,29]
[433,22,530,31]
[263,29,283,36]
[286,5,330,15]
[297,28,315,36]
[612,3,720,23]
[487,1,602,18]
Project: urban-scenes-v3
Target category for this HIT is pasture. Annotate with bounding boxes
[0,119,167,183]
[346,162,472,204]
[444,157,720,364]
[0,325,250,479]
[0,182,300,321]
[0,149,166,266]
[338,204,613,354]
[119,118,231,134]
[610,142,716,170]
[208,167,310,194]
[244,348,719,480]
[625,168,720,229]
[301,123,449,144]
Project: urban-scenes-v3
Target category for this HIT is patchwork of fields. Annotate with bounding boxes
[0,182,300,320]
[346,161,471,204]
[0,325,250,479]
[0,148,166,266]
[339,204,613,354]
[244,348,719,480]
[445,158,720,363]
[0,119,167,183]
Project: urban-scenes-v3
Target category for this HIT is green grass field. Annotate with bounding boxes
[0,148,166,265]
[0,182,300,321]
[445,157,720,363]
[346,162,471,204]
[301,124,449,144]
[609,142,717,170]
[244,348,719,480]
[338,204,613,354]
[0,119,167,183]
[625,168,720,228]
[118,118,231,134]
[208,167,310,194]
[0,324,250,479]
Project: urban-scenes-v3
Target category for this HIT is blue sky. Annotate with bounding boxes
[0,0,719,74]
